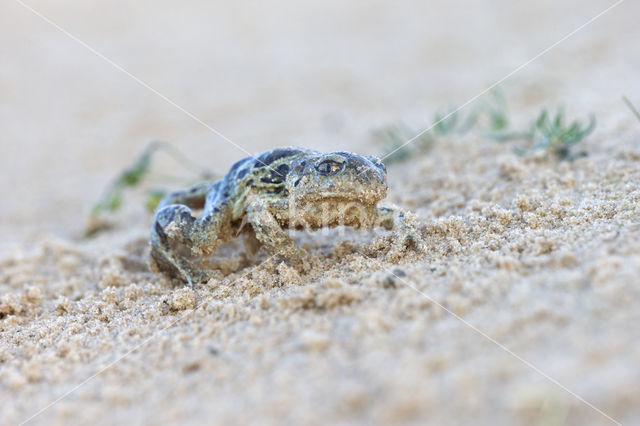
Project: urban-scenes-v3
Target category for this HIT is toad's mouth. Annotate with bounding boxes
[295,190,387,205]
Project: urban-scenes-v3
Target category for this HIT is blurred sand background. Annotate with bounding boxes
[1,0,640,424]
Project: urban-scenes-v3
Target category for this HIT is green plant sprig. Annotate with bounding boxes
[87,141,217,236]
[623,96,640,123]
[374,89,507,164]
[517,109,595,160]
[373,123,435,164]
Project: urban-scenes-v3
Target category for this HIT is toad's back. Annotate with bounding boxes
[210,147,316,219]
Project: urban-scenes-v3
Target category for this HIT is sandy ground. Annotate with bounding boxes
[2,0,640,425]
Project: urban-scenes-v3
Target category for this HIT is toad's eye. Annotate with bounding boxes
[315,160,344,175]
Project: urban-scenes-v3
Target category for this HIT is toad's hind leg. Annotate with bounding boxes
[157,181,211,210]
[150,184,227,287]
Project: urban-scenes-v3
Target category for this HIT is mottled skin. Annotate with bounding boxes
[150,147,425,287]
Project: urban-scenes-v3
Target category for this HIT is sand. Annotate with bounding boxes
[1,0,640,425]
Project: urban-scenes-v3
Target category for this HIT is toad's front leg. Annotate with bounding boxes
[247,199,307,260]
[375,206,428,259]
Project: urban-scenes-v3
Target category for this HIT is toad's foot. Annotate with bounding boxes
[247,199,308,261]
[149,249,217,288]
[376,207,428,261]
